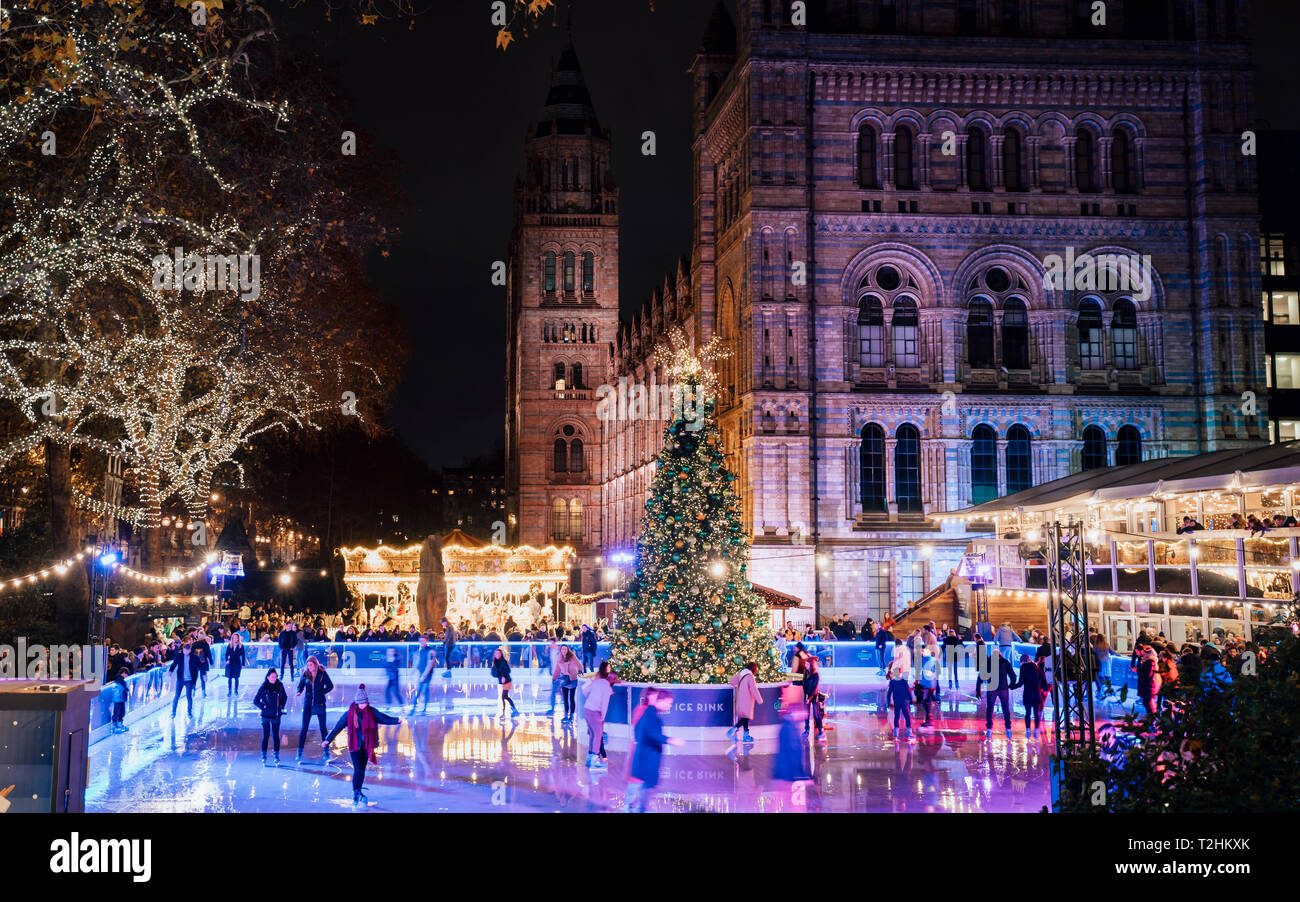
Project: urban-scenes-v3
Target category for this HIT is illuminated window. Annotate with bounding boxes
[892,297,919,367]
[1078,299,1104,370]
[1112,298,1139,370]
[544,253,556,293]
[1263,234,1286,277]
[1275,354,1300,389]
[563,252,575,292]
[1269,292,1299,324]
[898,561,925,607]
[582,253,595,292]
[858,296,885,366]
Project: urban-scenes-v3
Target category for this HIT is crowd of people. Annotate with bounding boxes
[93,593,1259,811]
[1175,511,1297,534]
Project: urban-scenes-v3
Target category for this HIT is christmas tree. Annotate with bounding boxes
[611,332,783,684]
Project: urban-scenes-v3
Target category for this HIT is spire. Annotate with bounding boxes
[699,0,736,55]
[535,40,606,139]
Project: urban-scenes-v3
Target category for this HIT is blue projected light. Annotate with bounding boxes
[98,552,119,566]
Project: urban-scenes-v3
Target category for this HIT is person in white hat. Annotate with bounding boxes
[323,684,401,805]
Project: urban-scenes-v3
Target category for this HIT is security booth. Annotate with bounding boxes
[0,680,98,813]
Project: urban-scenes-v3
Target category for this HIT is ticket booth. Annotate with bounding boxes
[0,680,98,813]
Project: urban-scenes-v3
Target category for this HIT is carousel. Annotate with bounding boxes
[339,530,575,633]
[441,532,574,632]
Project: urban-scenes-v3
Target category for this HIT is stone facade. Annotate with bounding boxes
[508,1,1267,626]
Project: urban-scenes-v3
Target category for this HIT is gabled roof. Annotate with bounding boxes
[699,1,736,55]
[939,441,1300,518]
[535,42,606,138]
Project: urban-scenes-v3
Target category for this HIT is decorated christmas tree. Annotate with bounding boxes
[611,331,783,684]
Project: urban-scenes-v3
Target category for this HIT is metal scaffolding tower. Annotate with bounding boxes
[1046,521,1096,807]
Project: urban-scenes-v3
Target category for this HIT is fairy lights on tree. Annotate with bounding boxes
[0,1,403,554]
[610,329,782,684]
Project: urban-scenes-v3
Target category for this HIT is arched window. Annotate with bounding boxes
[967,298,994,369]
[1002,298,1029,369]
[1112,130,1135,194]
[563,252,575,292]
[553,439,568,473]
[582,252,595,292]
[570,438,584,472]
[895,125,915,190]
[971,424,998,505]
[1116,425,1142,466]
[552,362,566,389]
[860,424,886,513]
[1112,298,1139,369]
[968,126,989,190]
[569,498,583,541]
[551,499,567,541]
[1003,127,1024,191]
[1075,128,1097,192]
[544,252,556,293]
[892,297,919,367]
[858,124,879,188]
[1078,299,1104,370]
[858,296,885,366]
[1006,424,1032,494]
[1082,425,1108,471]
[895,424,922,513]
[571,363,584,389]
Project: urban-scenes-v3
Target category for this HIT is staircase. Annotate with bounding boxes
[888,579,960,635]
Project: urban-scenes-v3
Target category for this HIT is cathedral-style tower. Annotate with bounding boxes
[506,43,620,594]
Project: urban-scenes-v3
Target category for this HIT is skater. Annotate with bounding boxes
[383,648,402,706]
[917,646,938,727]
[580,623,598,672]
[489,647,520,717]
[191,630,211,697]
[545,636,562,714]
[980,646,1018,738]
[278,622,298,680]
[770,686,812,801]
[553,644,581,723]
[440,618,456,677]
[323,684,401,805]
[972,633,989,695]
[107,672,128,733]
[581,660,615,768]
[726,662,763,744]
[874,623,893,674]
[624,688,684,812]
[169,640,199,718]
[886,644,913,738]
[1134,645,1161,717]
[793,646,825,739]
[409,634,435,714]
[1014,653,1048,738]
[942,628,963,689]
[295,655,334,761]
[225,633,247,696]
[253,668,288,764]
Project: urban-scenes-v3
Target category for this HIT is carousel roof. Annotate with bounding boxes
[442,529,487,549]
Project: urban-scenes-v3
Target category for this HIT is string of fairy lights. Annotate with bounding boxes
[0,548,324,596]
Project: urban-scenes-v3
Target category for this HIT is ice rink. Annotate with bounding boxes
[85,665,1132,813]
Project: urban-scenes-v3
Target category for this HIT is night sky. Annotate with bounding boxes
[282,0,1298,471]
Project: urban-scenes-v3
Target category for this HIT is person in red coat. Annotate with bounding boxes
[323,684,401,805]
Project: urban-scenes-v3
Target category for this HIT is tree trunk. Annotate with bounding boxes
[45,438,87,639]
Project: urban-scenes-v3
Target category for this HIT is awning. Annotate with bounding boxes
[937,441,1300,519]
[752,583,803,608]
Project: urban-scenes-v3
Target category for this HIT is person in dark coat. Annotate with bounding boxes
[323,684,401,804]
[625,688,684,813]
[1014,654,1049,738]
[277,623,298,680]
[770,686,812,786]
[579,624,598,672]
[294,656,334,761]
[440,618,457,677]
[253,668,288,765]
[191,632,211,697]
[489,647,520,717]
[874,626,894,674]
[224,634,248,696]
[980,648,1018,738]
[169,641,199,718]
